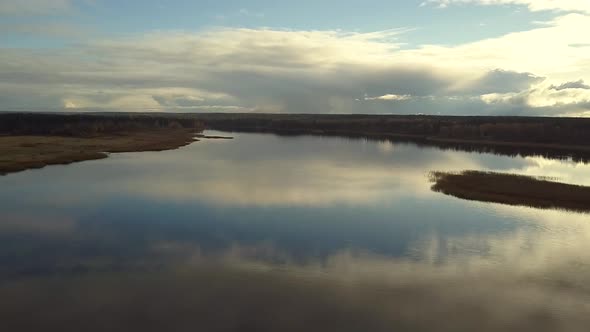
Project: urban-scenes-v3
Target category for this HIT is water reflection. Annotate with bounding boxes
[1,243,589,331]
[1,131,590,330]
[101,135,544,206]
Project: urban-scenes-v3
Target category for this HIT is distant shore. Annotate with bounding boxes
[4,112,590,175]
[202,127,590,161]
[190,113,590,162]
[430,171,590,213]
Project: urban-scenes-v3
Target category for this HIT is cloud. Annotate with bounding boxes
[423,0,590,13]
[0,13,589,116]
[550,79,590,90]
[364,94,412,101]
[0,28,456,113]
[152,95,205,107]
[397,14,590,79]
[460,69,545,94]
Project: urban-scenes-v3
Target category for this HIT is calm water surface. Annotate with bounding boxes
[1,131,590,331]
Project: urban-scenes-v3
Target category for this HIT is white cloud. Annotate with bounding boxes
[398,14,590,80]
[527,84,590,108]
[364,94,412,101]
[423,0,590,13]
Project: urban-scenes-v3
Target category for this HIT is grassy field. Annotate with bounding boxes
[0,129,198,175]
[430,171,590,213]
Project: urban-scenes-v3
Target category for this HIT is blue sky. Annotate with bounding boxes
[1,0,589,115]
[83,0,548,43]
[2,0,552,47]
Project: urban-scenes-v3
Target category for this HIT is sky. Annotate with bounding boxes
[1,0,589,116]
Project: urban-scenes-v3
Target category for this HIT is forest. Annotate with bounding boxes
[190,113,590,146]
[0,113,203,136]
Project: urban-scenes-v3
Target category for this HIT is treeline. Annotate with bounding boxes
[4,112,590,161]
[191,113,590,147]
[0,113,204,137]
[6,113,590,146]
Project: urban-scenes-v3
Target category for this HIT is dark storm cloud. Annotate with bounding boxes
[465,69,545,94]
[550,79,590,91]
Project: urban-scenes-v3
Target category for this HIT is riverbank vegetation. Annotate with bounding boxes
[0,113,203,175]
[430,171,590,213]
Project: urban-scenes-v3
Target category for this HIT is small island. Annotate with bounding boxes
[430,170,590,213]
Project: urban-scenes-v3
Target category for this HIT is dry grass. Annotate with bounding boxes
[0,129,198,175]
[430,170,590,213]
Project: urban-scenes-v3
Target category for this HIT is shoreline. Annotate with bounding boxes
[208,127,590,160]
[0,129,199,176]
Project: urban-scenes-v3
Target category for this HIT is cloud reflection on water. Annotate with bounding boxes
[2,229,590,332]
